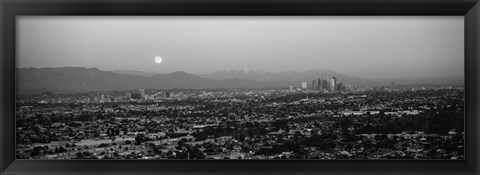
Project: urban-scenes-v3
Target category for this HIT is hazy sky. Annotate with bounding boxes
[17,16,463,79]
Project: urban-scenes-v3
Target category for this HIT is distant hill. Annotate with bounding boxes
[111,69,159,77]
[17,67,277,95]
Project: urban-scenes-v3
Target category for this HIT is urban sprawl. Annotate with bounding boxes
[16,76,464,160]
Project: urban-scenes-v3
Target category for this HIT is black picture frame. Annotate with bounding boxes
[1,0,479,174]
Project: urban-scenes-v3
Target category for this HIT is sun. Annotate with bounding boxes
[154,56,163,64]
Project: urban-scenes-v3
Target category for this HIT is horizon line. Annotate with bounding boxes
[17,66,464,81]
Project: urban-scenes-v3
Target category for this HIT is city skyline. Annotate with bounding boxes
[17,16,463,80]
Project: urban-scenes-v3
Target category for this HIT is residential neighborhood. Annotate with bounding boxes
[16,86,464,159]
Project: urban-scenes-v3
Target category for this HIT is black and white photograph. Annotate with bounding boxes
[15,16,464,160]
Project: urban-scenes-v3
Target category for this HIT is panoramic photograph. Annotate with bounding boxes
[15,16,464,159]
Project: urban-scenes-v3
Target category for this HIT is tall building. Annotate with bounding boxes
[289,85,295,92]
[325,75,332,92]
[332,77,337,92]
[301,82,308,89]
[322,79,328,90]
[139,89,145,98]
[311,80,317,90]
[330,80,335,93]
[318,78,323,91]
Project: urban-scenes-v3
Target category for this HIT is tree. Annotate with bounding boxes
[31,146,43,156]
[76,151,92,159]
[135,134,148,145]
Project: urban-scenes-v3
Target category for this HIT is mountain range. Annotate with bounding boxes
[17,67,461,95]
[17,67,272,95]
